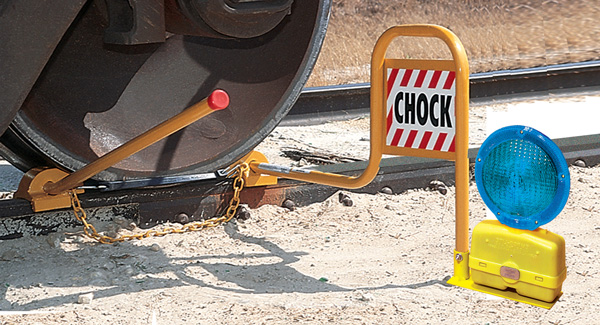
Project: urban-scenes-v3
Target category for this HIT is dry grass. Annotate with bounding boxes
[307,0,600,86]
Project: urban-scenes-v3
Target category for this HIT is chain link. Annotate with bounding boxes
[69,163,250,244]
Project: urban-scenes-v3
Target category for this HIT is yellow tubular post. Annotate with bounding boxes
[248,25,470,282]
[376,25,470,259]
[372,26,470,281]
[250,26,470,277]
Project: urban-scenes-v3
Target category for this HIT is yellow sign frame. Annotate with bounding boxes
[371,25,471,284]
[248,24,470,287]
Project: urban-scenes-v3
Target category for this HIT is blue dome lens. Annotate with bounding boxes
[475,125,570,230]
[482,139,558,217]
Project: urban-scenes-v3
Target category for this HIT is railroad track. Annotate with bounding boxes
[285,60,600,125]
[1,61,599,240]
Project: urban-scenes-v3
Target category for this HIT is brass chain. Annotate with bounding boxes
[68,162,250,244]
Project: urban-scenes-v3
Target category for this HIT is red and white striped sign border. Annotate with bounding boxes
[386,68,456,152]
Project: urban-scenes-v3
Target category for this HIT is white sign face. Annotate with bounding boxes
[385,68,456,152]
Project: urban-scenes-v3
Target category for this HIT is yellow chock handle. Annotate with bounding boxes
[16,89,230,212]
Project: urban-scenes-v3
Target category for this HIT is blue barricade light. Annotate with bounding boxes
[475,125,570,230]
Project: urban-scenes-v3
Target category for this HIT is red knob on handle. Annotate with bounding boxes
[207,89,230,111]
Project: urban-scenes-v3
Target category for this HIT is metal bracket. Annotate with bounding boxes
[15,168,84,212]
[228,151,277,187]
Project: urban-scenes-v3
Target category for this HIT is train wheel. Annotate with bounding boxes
[0,0,330,181]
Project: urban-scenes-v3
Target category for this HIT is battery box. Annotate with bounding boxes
[470,220,566,303]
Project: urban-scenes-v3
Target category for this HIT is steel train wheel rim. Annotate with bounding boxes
[1,1,330,181]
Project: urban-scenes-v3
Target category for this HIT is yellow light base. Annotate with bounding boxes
[447,275,561,309]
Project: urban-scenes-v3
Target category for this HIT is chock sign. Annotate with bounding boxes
[387,68,457,152]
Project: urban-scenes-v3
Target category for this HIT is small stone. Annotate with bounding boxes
[432,180,444,185]
[236,206,251,220]
[573,160,586,168]
[342,197,353,207]
[429,180,448,195]
[282,199,296,211]
[296,159,308,167]
[380,187,393,195]
[78,293,94,304]
[339,193,353,206]
[105,231,119,239]
[150,243,161,252]
[437,185,448,195]
[176,213,189,224]
[46,233,61,248]
[123,265,135,276]
[355,291,374,302]
[0,192,13,200]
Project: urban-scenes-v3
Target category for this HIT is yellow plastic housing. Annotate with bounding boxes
[470,220,566,303]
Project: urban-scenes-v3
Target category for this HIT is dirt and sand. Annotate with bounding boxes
[1,97,599,323]
[1,1,600,324]
[0,170,598,324]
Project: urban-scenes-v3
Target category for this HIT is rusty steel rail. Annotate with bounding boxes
[1,133,599,240]
[284,60,600,125]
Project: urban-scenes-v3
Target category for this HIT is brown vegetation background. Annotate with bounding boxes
[308,0,600,86]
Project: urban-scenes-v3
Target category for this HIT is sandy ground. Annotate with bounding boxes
[0,94,599,324]
[0,168,598,324]
[308,0,600,86]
